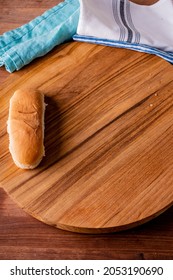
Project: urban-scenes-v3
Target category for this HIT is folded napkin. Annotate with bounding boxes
[1,0,173,73]
[74,0,173,64]
[0,0,80,73]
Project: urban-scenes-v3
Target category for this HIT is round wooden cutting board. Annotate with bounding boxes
[0,42,173,233]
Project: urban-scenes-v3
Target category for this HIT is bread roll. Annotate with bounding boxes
[7,89,45,169]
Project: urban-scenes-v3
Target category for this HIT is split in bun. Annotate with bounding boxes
[7,89,45,169]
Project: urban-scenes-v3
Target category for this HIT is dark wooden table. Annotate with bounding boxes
[0,0,173,260]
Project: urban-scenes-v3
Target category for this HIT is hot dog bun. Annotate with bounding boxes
[7,89,45,169]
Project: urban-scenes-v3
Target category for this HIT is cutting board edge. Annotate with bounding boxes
[2,187,173,234]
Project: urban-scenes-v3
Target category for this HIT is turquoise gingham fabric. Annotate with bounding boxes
[0,0,80,73]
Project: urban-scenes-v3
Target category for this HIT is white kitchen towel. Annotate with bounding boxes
[73,0,173,63]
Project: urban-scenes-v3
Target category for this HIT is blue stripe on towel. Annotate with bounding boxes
[73,34,173,64]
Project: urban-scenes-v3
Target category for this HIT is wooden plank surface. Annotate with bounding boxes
[2,0,172,258]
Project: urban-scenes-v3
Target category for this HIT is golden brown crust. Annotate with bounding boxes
[7,89,45,169]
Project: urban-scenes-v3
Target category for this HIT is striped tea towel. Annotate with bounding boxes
[73,0,173,64]
[0,0,80,73]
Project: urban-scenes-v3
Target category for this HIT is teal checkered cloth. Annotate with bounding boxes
[0,0,79,73]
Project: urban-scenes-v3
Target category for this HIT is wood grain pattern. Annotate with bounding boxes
[0,41,173,233]
[0,0,173,261]
[1,187,173,260]
[0,0,61,33]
